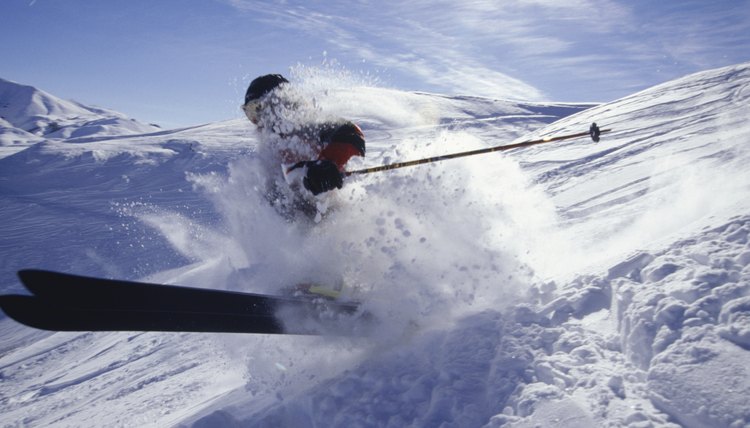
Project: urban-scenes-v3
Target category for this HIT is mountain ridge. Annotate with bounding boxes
[0,77,161,156]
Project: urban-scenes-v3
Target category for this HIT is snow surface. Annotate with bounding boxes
[1,62,750,427]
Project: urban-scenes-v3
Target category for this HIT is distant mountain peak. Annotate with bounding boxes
[0,77,159,144]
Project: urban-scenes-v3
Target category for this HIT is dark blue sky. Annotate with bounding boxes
[2,0,749,128]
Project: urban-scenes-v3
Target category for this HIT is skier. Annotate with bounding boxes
[242,74,365,218]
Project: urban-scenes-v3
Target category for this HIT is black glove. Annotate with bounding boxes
[302,160,343,195]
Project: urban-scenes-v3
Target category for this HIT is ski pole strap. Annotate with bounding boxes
[345,124,611,176]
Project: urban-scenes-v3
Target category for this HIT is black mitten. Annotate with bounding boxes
[302,160,343,195]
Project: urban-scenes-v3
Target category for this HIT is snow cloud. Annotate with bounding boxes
[226,0,750,103]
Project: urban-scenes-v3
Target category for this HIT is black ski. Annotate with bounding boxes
[0,294,289,333]
[0,270,367,335]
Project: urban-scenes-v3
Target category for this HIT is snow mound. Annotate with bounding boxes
[612,217,750,427]
[213,209,750,428]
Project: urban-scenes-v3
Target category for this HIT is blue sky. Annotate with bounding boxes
[1,0,749,128]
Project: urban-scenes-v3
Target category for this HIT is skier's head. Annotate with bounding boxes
[243,74,289,124]
[245,74,289,105]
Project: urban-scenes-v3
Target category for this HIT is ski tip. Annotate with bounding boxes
[18,269,94,286]
[17,269,74,289]
[0,295,55,332]
[17,269,44,286]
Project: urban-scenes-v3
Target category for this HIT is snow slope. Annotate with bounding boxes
[1,62,749,427]
[0,78,160,158]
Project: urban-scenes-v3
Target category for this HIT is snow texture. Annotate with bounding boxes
[1,62,750,427]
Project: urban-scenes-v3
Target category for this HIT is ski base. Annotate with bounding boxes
[0,270,370,335]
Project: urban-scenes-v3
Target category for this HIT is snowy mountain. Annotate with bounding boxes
[1,62,749,427]
[0,78,160,157]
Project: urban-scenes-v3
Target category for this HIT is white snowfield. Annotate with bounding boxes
[0,62,749,427]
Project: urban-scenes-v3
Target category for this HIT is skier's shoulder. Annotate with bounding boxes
[316,117,351,131]
[317,118,364,141]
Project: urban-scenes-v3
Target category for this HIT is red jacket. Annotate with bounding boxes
[281,120,366,176]
[317,121,366,170]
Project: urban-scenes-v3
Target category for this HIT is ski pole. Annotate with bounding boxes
[345,123,610,176]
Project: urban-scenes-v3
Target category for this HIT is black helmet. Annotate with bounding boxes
[244,74,289,105]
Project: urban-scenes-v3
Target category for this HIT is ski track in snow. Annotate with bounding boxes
[1,63,750,427]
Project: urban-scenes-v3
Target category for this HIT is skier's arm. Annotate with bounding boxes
[285,160,343,195]
[284,121,365,195]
